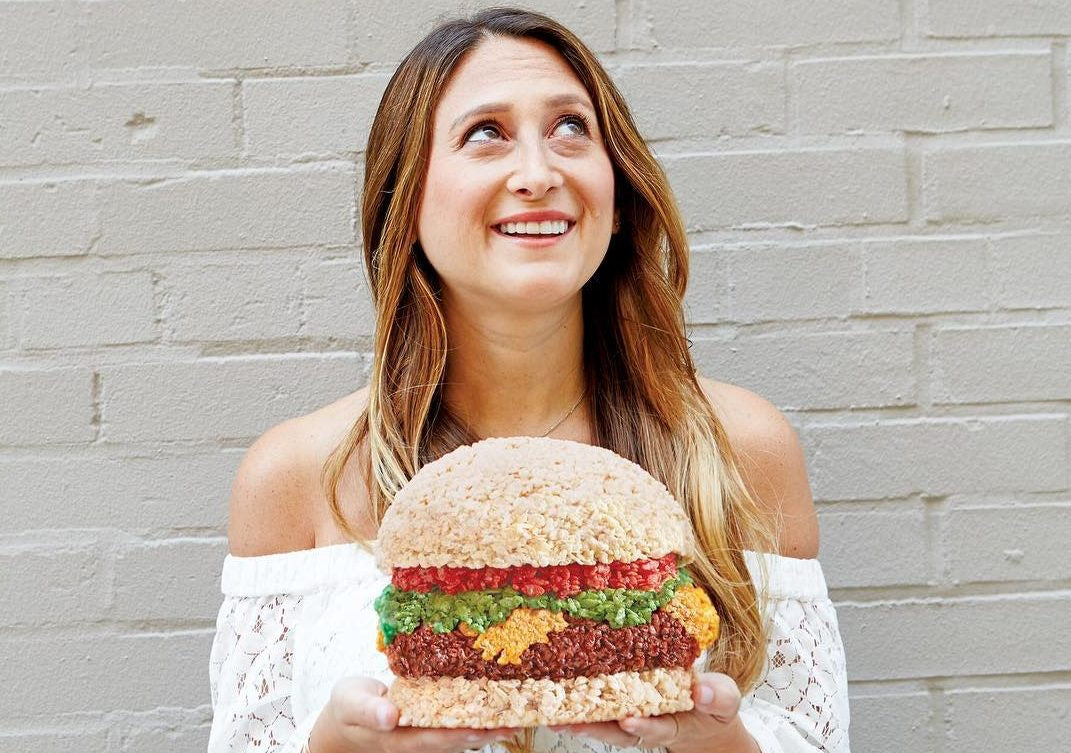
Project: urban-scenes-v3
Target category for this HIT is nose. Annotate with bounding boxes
[506,140,563,199]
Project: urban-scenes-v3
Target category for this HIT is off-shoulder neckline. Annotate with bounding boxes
[220,541,830,602]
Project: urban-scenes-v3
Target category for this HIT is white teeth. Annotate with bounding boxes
[497,220,569,235]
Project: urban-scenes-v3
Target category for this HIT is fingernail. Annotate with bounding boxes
[375,703,393,730]
[620,718,639,733]
[697,685,714,706]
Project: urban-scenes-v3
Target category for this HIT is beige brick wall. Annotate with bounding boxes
[2,1,1069,751]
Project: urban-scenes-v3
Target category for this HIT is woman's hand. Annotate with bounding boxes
[310,677,520,753]
[550,673,759,752]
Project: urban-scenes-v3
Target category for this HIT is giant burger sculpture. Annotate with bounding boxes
[374,437,720,728]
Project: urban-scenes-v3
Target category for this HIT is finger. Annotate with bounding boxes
[558,720,640,749]
[330,677,398,731]
[693,673,742,724]
[391,726,519,753]
[619,714,680,749]
[561,721,625,736]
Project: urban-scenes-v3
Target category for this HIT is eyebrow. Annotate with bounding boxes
[448,93,595,133]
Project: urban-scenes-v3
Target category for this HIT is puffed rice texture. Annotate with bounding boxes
[389,667,696,728]
[376,437,695,569]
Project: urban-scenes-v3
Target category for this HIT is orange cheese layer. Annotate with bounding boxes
[459,608,569,665]
[662,584,720,651]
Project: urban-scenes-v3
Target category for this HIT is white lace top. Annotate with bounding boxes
[208,544,850,753]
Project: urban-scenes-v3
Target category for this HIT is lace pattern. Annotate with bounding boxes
[208,546,849,753]
[209,595,304,752]
[742,597,849,752]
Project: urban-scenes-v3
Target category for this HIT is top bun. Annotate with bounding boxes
[376,436,695,570]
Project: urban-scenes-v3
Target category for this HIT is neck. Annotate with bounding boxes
[441,297,587,440]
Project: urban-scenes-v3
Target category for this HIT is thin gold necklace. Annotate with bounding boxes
[467,388,587,440]
[539,388,587,437]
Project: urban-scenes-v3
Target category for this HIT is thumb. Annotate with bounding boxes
[694,673,742,724]
[330,676,399,732]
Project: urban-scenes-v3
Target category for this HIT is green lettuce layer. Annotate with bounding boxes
[375,569,693,646]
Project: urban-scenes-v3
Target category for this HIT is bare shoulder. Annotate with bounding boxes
[227,387,372,556]
[697,376,819,559]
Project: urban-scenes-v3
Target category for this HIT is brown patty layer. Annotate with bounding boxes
[384,611,700,681]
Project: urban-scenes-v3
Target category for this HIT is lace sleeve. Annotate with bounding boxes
[208,594,306,753]
[739,594,850,753]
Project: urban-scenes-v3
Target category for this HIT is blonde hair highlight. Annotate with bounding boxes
[322,8,776,697]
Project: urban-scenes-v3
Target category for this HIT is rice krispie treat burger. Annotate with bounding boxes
[373,436,720,728]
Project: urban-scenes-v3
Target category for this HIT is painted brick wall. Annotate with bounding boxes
[2,1,1069,751]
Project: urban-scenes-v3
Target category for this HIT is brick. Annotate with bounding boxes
[101,355,368,442]
[0,368,95,445]
[923,141,1071,222]
[718,244,860,322]
[861,237,990,314]
[945,503,1071,583]
[97,166,355,254]
[0,451,234,532]
[806,416,1069,501]
[351,0,617,60]
[946,685,1071,749]
[665,147,908,230]
[819,508,930,588]
[243,74,390,157]
[0,180,97,259]
[19,272,156,349]
[848,692,936,753]
[4,630,212,716]
[0,2,83,81]
[649,0,898,48]
[927,0,1071,37]
[692,330,915,410]
[839,594,1071,680]
[85,0,349,70]
[162,258,304,342]
[0,547,109,627]
[303,258,376,339]
[0,282,10,349]
[0,82,236,167]
[613,62,784,141]
[0,730,109,753]
[119,722,211,753]
[992,233,1071,309]
[931,325,1071,403]
[682,249,729,324]
[796,52,1052,134]
[114,539,227,621]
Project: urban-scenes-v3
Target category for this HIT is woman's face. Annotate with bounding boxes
[416,35,616,315]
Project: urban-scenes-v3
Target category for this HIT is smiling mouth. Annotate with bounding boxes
[494,220,573,238]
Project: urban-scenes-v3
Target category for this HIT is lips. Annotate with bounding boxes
[497,219,570,236]
[493,210,575,225]
[491,210,576,240]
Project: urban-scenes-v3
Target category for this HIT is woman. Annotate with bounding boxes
[210,8,848,753]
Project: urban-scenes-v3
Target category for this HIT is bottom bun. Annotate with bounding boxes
[390,667,696,728]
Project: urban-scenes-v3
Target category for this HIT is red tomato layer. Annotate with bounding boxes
[392,553,678,597]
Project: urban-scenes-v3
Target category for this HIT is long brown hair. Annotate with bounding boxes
[323,7,775,692]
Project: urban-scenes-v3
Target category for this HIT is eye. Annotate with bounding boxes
[552,114,589,137]
[465,123,503,143]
